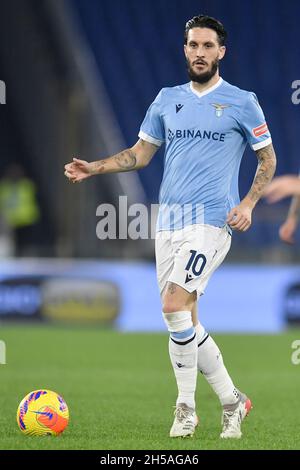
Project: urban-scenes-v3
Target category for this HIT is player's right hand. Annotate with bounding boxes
[64,158,93,183]
[279,217,298,244]
[226,200,253,232]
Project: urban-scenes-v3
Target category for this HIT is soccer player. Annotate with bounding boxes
[265,175,300,243]
[64,15,276,439]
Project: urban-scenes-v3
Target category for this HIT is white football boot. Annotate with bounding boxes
[170,403,199,438]
[220,392,252,439]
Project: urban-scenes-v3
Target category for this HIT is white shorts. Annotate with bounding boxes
[155,224,231,299]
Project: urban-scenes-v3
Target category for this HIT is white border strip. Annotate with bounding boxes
[189,77,223,99]
[252,137,272,151]
[138,130,163,147]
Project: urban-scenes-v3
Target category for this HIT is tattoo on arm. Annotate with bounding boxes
[90,139,157,175]
[248,143,277,204]
[115,150,137,170]
[91,149,137,175]
[91,160,108,174]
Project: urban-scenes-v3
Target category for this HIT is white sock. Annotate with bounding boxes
[195,323,239,406]
[164,311,198,409]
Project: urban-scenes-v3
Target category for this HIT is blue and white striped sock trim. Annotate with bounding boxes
[195,322,209,345]
[170,326,196,346]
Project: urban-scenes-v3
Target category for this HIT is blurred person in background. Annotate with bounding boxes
[64,15,276,440]
[0,163,40,256]
[265,175,300,244]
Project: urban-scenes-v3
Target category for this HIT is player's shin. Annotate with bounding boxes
[195,323,239,405]
[163,311,197,409]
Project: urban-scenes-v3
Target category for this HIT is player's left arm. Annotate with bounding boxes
[227,143,277,231]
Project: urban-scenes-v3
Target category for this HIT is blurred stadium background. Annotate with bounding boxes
[0,0,300,450]
[0,0,300,331]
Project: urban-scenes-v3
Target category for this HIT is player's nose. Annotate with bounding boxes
[196,50,205,60]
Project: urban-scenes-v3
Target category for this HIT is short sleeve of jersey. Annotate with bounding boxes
[138,90,165,147]
[240,92,272,151]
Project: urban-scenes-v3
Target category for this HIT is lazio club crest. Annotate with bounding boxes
[210,103,231,117]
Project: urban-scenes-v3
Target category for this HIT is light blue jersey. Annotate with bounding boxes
[138,78,272,231]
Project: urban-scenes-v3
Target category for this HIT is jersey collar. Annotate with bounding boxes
[189,77,223,99]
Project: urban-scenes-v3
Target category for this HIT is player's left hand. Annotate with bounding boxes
[264,176,300,203]
[226,200,253,232]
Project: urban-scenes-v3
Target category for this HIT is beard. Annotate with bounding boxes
[186,57,219,84]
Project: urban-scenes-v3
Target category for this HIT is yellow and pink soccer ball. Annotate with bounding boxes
[16,389,69,436]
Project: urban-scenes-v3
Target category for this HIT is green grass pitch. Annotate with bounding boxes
[1,325,300,450]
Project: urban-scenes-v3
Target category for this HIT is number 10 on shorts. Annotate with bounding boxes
[185,250,207,277]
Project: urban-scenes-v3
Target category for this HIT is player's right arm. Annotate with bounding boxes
[64,139,159,183]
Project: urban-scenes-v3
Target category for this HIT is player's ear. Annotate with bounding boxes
[219,46,226,60]
[183,45,187,59]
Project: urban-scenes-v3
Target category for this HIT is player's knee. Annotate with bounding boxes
[162,310,193,333]
[162,300,186,314]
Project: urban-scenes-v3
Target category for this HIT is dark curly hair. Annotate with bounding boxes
[184,15,227,46]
